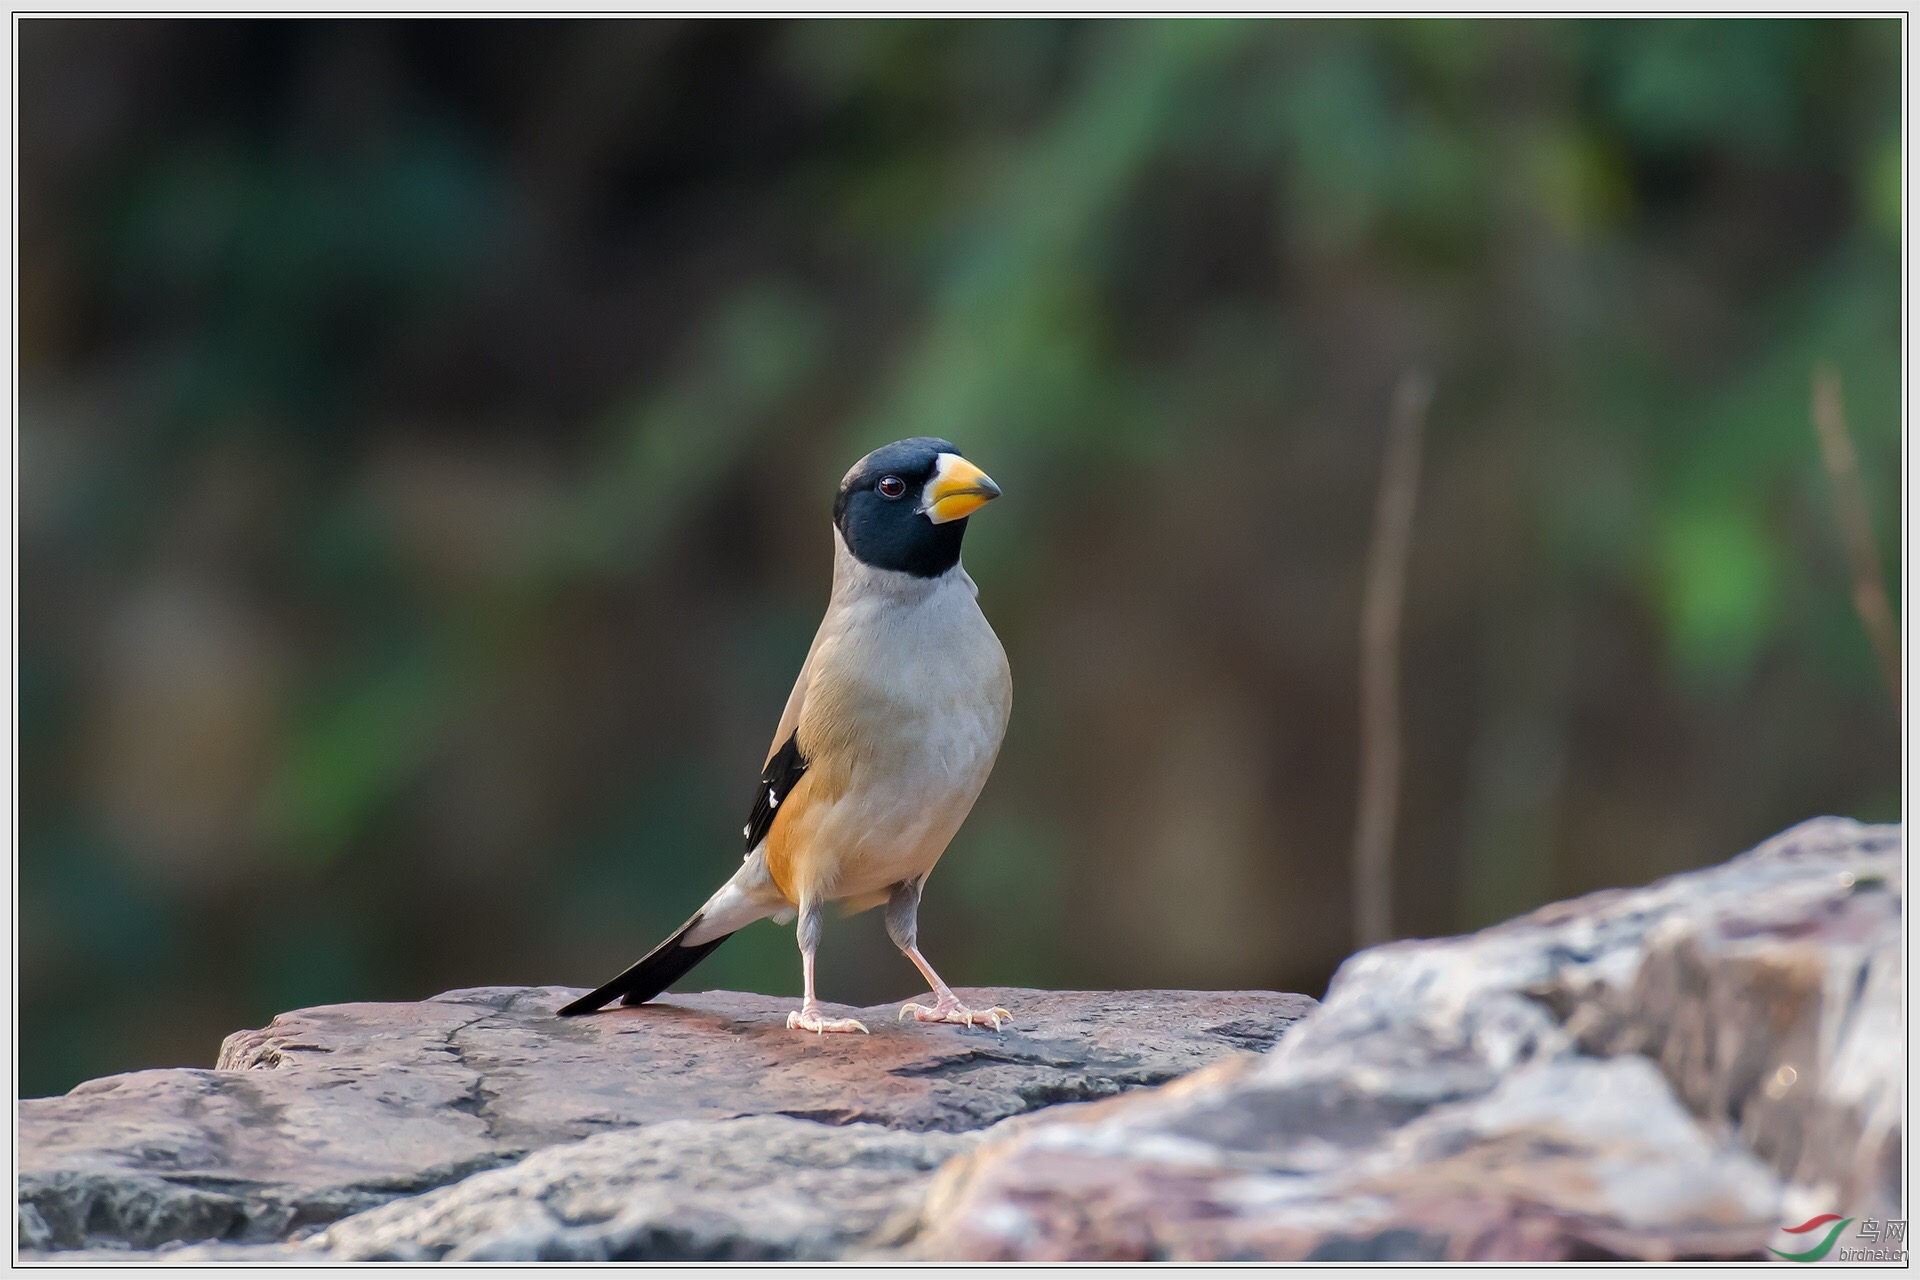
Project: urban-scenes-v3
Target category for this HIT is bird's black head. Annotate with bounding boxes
[832,437,1003,577]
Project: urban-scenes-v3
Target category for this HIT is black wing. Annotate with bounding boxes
[561,731,811,1017]
[744,731,808,852]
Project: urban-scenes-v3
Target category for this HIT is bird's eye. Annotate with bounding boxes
[877,475,907,499]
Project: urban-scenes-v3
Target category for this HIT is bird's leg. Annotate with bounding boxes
[786,898,868,1034]
[900,947,1011,1031]
[886,879,1011,1031]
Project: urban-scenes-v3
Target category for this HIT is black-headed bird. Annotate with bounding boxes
[559,438,1011,1033]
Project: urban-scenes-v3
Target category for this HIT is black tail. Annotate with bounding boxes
[557,914,734,1016]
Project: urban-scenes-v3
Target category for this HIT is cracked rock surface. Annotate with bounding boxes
[908,818,1902,1261]
[284,1116,979,1261]
[17,986,1313,1254]
[19,818,1897,1262]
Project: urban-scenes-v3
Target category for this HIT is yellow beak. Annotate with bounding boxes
[923,454,1002,525]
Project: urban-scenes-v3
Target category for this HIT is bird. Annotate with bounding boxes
[558,437,1012,1033]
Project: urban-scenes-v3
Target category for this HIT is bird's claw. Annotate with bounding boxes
[786,1008,869,1035]
[898,1000,1012,1031]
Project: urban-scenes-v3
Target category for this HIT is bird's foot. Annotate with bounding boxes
[786,1004,870,1035]
[898,998,1012,1031]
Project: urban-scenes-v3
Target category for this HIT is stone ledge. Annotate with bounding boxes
[18,817,1900,1261]
[908,817,1902,1261]
[18,986,1314,1254]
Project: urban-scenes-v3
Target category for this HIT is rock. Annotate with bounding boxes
[301,1116,979,1261]
[18,986,1312,1253]
[908,818,1901,1261]
[21,818,1897,1262]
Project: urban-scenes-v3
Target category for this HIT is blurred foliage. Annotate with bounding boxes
[18,18,1900,1098]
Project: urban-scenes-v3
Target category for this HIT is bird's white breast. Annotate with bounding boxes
[792,539,1011,900]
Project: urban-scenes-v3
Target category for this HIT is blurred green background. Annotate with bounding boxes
[19,18,1900,1098]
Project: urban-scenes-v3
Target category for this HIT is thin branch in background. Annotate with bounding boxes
[1353,370,1434,952]
[1810,362,1900,709]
